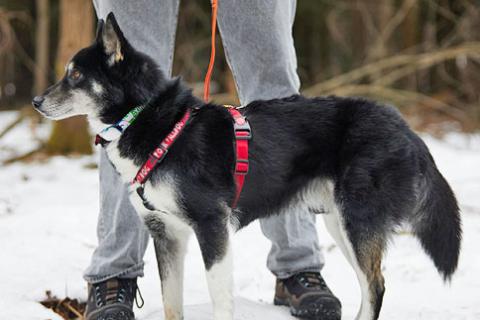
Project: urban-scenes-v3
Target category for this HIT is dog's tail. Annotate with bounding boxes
[413,152,461,281]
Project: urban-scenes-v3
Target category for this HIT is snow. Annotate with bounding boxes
[1,112,479,319]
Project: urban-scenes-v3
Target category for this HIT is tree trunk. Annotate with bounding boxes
[33,0,49,95]
[402,0,419,90]
[45,0,94,155]
[351,0,367,65]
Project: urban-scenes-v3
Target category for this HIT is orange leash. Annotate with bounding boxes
[203,2,251,207]
[203,0,218,102]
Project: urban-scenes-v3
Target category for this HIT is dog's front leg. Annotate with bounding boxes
[196,220,234,320]
[143,212,191,320]
[154,234,189,320]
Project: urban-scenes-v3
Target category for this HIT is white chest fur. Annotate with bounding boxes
[105,140,140,183]
[104,142,185,229]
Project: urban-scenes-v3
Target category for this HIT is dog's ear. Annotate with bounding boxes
[99,12,127,66]
[95,19,105,44]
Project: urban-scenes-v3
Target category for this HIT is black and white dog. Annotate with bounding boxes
[33,13,461,320]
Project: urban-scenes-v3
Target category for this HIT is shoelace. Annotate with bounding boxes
[296,272,328,290]
[94,284,122,307]
[135,284,144,308]
[93,279,144,308]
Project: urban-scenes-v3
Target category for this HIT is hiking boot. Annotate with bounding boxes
[274,272,341,320]
[85,278,141,320]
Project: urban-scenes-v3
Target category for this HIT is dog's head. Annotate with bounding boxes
[32,12,164,129]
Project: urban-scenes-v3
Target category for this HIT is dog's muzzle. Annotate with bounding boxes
[32,96,45,109]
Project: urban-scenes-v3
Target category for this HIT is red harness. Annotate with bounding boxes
[133,109,193,185]
[132,107,250,209]
[225,107,251,208]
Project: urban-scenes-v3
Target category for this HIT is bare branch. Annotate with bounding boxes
[303,43,480,95]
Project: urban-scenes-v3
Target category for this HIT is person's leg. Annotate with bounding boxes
[84,0,180,283]
[217,0,300,105]
[92,0,179,76]
[83,149,149,283]
[216,0,324,278]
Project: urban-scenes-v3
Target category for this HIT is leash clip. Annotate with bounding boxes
[136,184,156,211]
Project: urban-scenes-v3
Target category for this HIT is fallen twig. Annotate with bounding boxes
[0,113,25,140]
[2,145,46,165]
[39,291,86,320]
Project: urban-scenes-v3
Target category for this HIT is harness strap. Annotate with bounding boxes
[132,109,192,185]
[226,107,251,208]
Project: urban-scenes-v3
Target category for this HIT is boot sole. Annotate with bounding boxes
[290,305,341,320]
[274,297,341,320]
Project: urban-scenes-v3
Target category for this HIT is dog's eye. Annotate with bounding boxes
[70,70,82,81]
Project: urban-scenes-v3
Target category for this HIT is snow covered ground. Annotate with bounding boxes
[1,112,479,319]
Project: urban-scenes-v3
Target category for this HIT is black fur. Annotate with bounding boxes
[34,12,462,319]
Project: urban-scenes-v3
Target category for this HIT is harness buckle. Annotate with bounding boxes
[233,121,252,140]
[235,159,249,175]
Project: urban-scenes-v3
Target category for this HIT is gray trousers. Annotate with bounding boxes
[84,0,324,283]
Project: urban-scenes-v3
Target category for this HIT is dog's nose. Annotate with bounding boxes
[32,96,45,108]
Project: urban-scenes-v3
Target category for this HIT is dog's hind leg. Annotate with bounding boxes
[323,209,385,320]
[195,216,234,320]
[145,214,191,320]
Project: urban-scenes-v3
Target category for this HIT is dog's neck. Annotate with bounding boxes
[93,78,201,133]
[96,78,204,164]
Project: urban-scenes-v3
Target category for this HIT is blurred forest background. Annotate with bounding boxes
[0,0,479,158]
